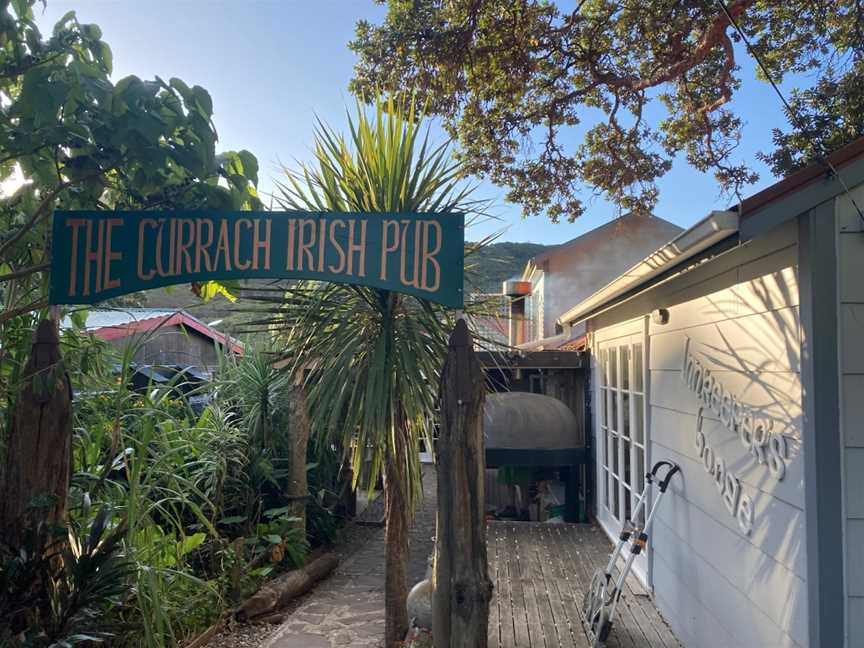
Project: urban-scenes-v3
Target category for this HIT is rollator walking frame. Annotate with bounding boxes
[582,461,680,647]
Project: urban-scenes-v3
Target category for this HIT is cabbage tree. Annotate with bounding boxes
[266,96,482,644]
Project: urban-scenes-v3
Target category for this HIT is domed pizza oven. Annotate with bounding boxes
[484,391,586,522]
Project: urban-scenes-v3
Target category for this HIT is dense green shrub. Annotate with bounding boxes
[1,336,345,647]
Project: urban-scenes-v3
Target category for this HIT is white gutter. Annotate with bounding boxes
[556,210,740,328]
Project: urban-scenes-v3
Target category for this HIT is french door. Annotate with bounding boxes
[596,334,648,581]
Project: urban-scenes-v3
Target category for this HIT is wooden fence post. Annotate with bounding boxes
[433,319,492,647]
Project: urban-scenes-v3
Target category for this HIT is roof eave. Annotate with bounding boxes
[556,210,739,328]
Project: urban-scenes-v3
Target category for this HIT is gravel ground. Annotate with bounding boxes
[205,622,277,648]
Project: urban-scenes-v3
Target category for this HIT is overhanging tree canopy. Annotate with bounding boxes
[0,0,263,549]
[0,0,262,325]
[350,0,864,222]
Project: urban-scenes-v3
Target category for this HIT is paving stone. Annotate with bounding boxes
[350,601,384,613]
[302,604,336,615]
[337,612,382,626]
[258,467,437,648]
[268,632,330,648]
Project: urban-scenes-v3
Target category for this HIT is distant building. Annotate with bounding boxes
[64,309,242,376]
[503,212,682,348]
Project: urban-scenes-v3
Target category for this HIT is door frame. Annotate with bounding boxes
[593,323,650,585]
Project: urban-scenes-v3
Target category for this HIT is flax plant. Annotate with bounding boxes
[263,96,485,644]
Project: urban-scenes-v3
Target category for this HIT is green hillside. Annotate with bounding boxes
[465,241,551,293]
[126,241,551,328]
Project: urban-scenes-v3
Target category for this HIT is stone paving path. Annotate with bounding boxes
[263,468,437,648]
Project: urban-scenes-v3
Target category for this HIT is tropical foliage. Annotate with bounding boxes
[0,4,350,645]
[0,332,341,646]
[0,0,260,446]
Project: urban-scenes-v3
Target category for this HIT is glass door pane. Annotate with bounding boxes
[633,394,644,443]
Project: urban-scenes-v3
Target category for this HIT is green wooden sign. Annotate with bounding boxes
[50,211,464,308]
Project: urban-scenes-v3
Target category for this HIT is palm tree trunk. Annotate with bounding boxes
[384,433,411,645]
[286,385,311,534]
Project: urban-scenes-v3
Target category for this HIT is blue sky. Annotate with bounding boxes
[37,1,805,245]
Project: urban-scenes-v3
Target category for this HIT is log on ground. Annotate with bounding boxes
[234,552,339,621]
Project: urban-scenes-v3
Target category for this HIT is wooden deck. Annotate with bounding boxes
[487,522,680,648]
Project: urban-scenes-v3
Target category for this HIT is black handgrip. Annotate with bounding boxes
[645,461,680,492]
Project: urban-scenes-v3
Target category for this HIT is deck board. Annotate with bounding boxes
[489,522,501,648]
[487,522,680,648]
[544,526,590,648]
[495,524,517,648]
[536,525,581,648]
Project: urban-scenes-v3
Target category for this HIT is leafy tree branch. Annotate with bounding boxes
[350,0,864,221]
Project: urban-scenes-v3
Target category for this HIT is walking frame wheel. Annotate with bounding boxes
[582,568,607,628]
[590,606,612,648]
[582,460,680,647]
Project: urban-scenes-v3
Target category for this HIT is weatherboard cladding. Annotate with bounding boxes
[837,182,864,645]
[587,222,807,647]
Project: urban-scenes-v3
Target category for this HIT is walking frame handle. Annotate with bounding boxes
[646,460,680,493]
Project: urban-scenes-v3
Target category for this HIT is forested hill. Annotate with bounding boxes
[131,241,551,318]
[465,241,551,293]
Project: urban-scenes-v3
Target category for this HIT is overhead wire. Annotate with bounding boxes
[714,0,864,223]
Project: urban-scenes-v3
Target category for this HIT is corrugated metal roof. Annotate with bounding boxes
[62,309,179,331]
[60,308,244,354]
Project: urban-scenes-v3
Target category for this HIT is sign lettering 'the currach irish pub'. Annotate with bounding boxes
[50,211,464,308]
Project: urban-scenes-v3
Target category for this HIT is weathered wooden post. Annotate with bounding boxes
[0,318,72,547]
[433,319,492,647]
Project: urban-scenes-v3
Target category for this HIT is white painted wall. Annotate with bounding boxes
[589,221,808,647]
[836,184,864,647]
[520,213,682,344]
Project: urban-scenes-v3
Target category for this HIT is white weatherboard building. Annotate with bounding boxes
[556,137,864,647]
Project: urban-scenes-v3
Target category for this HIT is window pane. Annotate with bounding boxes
[603,468,610,509]
[622,392,630,438]
[634,343,644,391]
[624,485,632,522]
[610,390,618,432]
[621,345,630,390]
[633,447,646,525]
[603,430,610,468]
[612,436,619,475]
[623,438,631,484]
[633,394,644,444]
[609,347,618,387]
[612,478,620,519]
[599,387,607,425]
[601,348,608,386]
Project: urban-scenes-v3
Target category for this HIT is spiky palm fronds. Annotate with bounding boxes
[259,95,484,512]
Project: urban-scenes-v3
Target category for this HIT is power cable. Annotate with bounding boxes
[715,0,864,223]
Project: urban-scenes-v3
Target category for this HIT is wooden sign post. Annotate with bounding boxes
[433,319,492,647]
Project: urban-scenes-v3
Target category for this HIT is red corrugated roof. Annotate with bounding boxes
[91,310,244,355]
